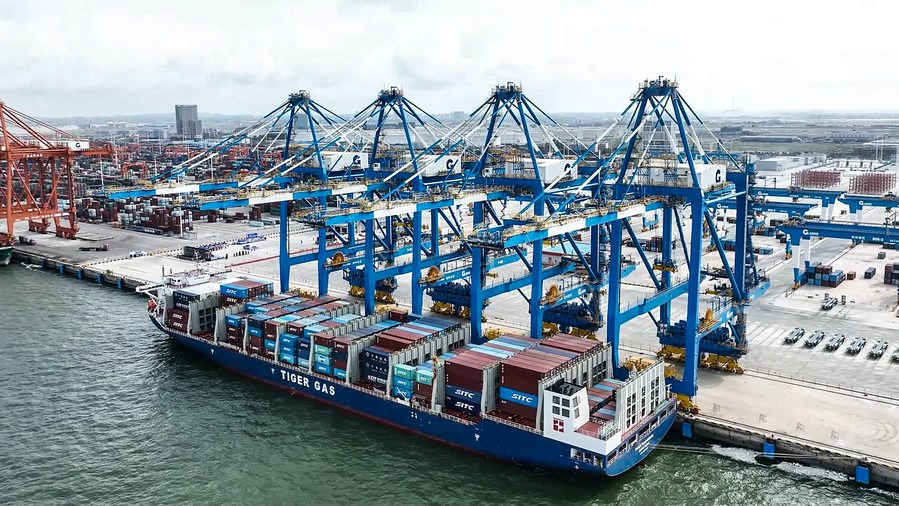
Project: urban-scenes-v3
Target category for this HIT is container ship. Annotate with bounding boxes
[147,276,676,476]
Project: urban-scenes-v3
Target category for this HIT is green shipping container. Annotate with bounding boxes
[314,344,332,356]
[415,370,434,386]
[393,364,416,380]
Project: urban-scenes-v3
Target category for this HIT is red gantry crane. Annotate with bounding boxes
[0,101,111,245]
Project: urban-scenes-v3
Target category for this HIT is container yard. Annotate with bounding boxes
[4,69,899,499]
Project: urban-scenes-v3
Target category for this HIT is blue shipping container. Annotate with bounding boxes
[225,315,243,328]
[248,327,263,338]
[365,373,388,386]
[393,376,413,390]
[333,368,347,381]
[314,363,332,375]
[314,354,332,366]
[279,353,296,365]
[264,340,276,351]
[446,385,482,405]
[279,332,299,344]
[220,284,250,299]
[297,358,310,369]
[391,386,413,399]
[499,386,539,408]
[363,347,390,365]
[445,396,479,413]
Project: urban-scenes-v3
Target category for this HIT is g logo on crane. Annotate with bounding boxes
[446,158,459,171]
[802,229,810,236]
[715,169,722,183]
[352,155,361,166]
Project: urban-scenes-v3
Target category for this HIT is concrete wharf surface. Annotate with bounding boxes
[7,214,899,488]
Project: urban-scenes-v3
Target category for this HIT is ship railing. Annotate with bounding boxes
[576,419,619,440]
[482,412,540,433]
[618,398,677,443]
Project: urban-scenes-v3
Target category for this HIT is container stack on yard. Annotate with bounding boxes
[792,169,841,189]
[803,262,845,287]
[645,236,675,253]
[884,263,899,285]
[849,173,897,195]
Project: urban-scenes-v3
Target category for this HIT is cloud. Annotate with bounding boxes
[0,0,897,117]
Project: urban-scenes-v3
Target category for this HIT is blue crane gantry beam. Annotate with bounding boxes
[837,194,899,224]
[777,218,899,283]
[713,198,817,217]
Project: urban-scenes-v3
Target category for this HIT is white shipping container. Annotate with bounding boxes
[322,151,368,172]
[417,154,463,176]
[55,141,90,151]
[535,158,577,182]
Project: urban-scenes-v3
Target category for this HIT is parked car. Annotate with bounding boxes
[824,334,846,351]
[804,331,825,348]
[784,327,805,344]
[846,337,867,355]
[869,340,889,359]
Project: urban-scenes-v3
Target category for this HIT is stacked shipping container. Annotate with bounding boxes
[885,263,899,285]
[803,262,846,287]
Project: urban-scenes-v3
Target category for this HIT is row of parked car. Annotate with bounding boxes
[785,327,898,360]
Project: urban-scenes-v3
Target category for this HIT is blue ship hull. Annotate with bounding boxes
[151,316,675,476]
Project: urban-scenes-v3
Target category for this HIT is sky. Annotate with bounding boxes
[0,0,896,117]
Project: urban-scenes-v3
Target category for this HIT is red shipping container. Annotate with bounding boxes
[286,322,306,335]
[376,333,417,351]
[332,359,348,370]
[385,328,425,342]
[415,382,433,398]
[388,309,408,323]
[333,339,350,354]
[166,308,188,323]
[497,398,539,419]
[167,320,187,332]
[402,324,438,337]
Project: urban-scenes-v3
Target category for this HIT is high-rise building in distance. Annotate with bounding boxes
[175,104,202,139]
